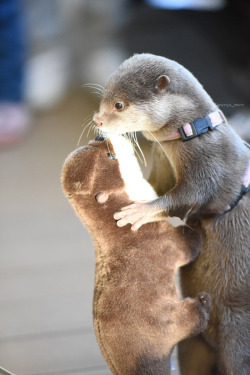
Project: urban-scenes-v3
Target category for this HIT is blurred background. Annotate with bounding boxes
[0,0,249,374]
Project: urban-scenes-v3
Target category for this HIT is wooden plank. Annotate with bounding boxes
[0,261,95,302]
[0,213,94,269]
[0,367,16,375]
[0,330,108,375]
[30,366,111,375]
[0,293,93,337]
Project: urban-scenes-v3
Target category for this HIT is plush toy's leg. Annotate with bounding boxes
[178,335,218,375]
[172,293,212,344]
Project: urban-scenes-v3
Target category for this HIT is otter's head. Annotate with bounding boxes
[93,54,215,136]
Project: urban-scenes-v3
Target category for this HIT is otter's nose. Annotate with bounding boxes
[93,114,103,127]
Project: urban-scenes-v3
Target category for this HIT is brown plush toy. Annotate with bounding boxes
[61,134,212,375]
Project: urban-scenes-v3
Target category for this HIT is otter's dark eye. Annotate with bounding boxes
[114,102,124,110]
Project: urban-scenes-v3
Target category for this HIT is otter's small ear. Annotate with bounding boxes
[155,75,170,93]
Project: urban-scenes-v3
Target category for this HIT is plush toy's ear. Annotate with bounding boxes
[155,75,170,93]
[62,146,98,197]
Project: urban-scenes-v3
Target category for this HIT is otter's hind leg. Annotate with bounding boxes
[178,335,218,375]
[217,308,250,375]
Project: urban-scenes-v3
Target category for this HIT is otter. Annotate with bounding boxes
[93,54,250,375]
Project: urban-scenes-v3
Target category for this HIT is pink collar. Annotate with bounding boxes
[225,160,250,213]
[242,160,250,189]
[163,110,225,141]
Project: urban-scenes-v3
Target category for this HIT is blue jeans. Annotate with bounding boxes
[0,0,26,102]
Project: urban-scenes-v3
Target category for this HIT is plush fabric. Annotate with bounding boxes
[61,136,211,375]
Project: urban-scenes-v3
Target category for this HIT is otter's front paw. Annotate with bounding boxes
[114,201,162,231]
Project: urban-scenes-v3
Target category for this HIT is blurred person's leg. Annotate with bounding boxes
[0,0,30,146]
[24,0,71,110]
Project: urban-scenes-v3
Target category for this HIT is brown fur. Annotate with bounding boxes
[93,53,250,374]
[61,138,211,375]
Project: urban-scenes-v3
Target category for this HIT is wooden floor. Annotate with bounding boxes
[0,90,179,375]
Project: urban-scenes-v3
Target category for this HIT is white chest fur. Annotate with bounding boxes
[108,134,184,228]
[108,134,158,202]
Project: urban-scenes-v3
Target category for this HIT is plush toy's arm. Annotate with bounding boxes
[174,224,202,268]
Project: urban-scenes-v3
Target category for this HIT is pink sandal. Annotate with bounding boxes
[0,103,31,146]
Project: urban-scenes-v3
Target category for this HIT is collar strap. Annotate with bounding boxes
[225,160,250,213]
[165,110,225,141]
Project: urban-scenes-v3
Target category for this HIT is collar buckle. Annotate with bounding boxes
[178,112,223,142]
[178,121,198,141]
